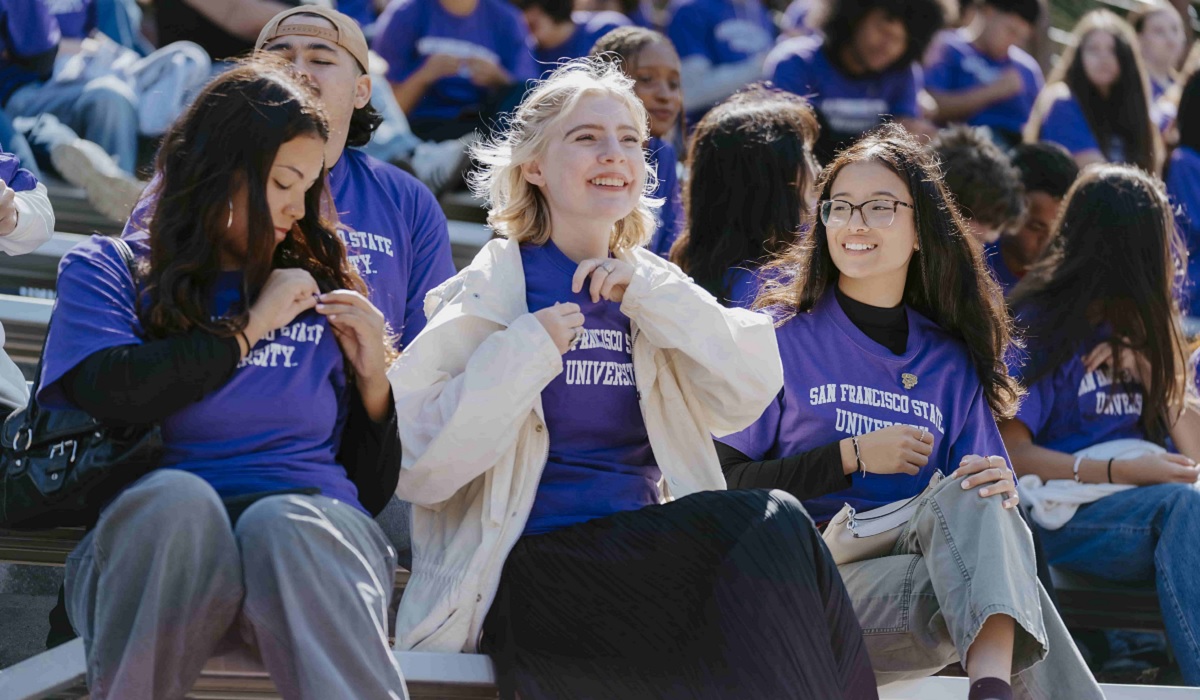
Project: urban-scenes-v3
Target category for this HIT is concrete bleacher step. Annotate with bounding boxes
[2,636,1195,700]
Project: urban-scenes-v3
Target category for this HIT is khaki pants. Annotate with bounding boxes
[838,474,1104,699]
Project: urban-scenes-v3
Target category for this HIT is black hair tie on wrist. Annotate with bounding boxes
[1107,458,1115,484]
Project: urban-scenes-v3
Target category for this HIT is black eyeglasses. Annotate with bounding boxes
[819,199,915,229]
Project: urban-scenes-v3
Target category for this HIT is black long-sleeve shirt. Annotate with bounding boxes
[59,329,399,516]
[717,287,909,502]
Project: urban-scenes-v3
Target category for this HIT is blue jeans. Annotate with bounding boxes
[0,109,41,178]
[1035,483,1200,685]
[5,75,138,174]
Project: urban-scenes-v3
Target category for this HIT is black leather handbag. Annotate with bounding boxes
[0,237,162,529]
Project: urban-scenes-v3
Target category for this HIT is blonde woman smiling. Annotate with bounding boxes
[386,59,879,699]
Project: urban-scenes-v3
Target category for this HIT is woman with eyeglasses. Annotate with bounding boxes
[717,126,1103,700]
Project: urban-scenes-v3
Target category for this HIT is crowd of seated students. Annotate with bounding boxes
[4,0,1200,698]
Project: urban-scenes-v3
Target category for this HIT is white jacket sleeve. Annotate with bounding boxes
[388,311,564,507]
[0,183,55,256]
[619,261,782,436]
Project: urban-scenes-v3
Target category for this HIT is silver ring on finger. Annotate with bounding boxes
[986,455,1005,468]
[570,326,585,351]
[601,261,614,273]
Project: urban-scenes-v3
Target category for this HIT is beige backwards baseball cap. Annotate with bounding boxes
[256,5,370,73]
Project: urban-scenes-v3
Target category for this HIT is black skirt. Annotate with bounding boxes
[481,488,878,700]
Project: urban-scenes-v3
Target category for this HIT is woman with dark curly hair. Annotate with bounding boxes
[37,57,406,699]
[765,0,948,161]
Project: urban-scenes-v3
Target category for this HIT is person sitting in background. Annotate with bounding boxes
[1166,68,1200,325]
[924,0,1043,148]
[667,0,776,122]
[0,147,54,414]
[38,56,407,699]
[155,0,303,63]
[986,141,1078,295]
[1001,164,1200,688]
[1128,0,1187,103]
[515,0,629,65]
[765,0,947,163]
[373,0,538,140]
[1024,10,1162,174]
[671,85,819,306]
[930,124,1025,244]
[591,26,683,257]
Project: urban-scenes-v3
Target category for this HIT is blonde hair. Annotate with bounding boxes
[469,58,660,252]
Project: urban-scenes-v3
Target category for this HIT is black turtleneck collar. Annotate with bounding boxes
[834,285,909,356]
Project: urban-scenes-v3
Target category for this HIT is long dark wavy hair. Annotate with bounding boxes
[141,56,366,340]
[755,124,1022,419]
[1009,165,1189,442]
[670,85,819,302]
[1026,10,1161,173]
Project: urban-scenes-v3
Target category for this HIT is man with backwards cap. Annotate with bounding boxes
[126,5,457,352]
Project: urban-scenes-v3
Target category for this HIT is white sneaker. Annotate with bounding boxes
[410,134,475,196]
[50,139,146,224]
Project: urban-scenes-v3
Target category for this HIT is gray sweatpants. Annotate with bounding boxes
[64,469,407,700]
[839,473,1104,699]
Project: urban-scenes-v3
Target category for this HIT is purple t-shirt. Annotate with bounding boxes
[0,147,38,191]
[520,240,660,535]
[1036,90,1125,162]
[1167,146,1200,317]
[124,150,456,348]
[924,31,1043,137]
[646,136,682,257]
[723,264,763,308]
[533,11,629,66]
[373,0,537,123]
[45,0,95,39]
[36,233,365,512]
[767,36,919,154]
[720,289,1009,522]
[328,149,456,346]
[983,241,1021,296]
[1012,331,1147,455]
[0,0,60,103]
[667,0,775,66]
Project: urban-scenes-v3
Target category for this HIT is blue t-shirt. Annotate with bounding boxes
[0,0,60,104]
[646,136,682,257]
[983,241,1021,296]
[1036,90,1126,162]
[1167,146,1200,317]
[124,150,456,348]
[45,0,95,39]
[337,0,379,28]
[520,240,660,535]
[1012,331,1147,455]
[373,0,537,123]
[37,233,365,513]
[720,289,1009,522]
[533,11,629,66]
[924,31,1043,137]
[667,0,774,66]
[767,35,920,157]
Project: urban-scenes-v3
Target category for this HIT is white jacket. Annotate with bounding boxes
[387,238,783,653]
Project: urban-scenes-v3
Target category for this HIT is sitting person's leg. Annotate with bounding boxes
[234,494,405,699]
[64,469,244,700]
[842,474,1102,699]
[481,488,877,700]
[1037,483,1200,685]
[73,75,139,175]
